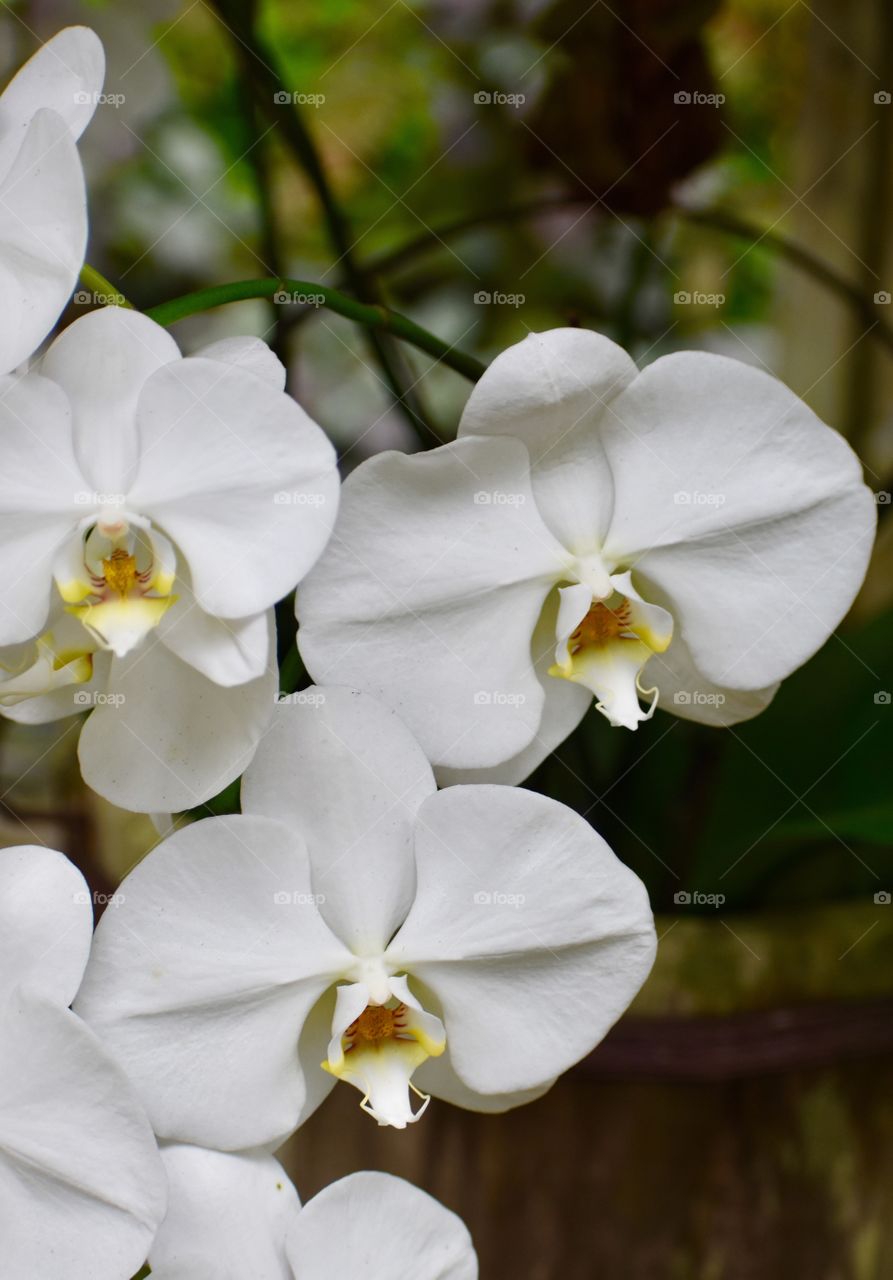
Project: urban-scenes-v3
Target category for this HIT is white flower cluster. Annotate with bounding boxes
[0,27,876,1280]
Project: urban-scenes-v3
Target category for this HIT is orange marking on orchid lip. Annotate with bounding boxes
[101,549,139,598]
[569,600,632,653]
[344,1002,411,1052]
[356,1005,397,1041]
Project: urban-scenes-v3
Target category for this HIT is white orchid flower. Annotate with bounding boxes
[0,844,166,1279]
[0,27,104,375]
[76,686,655,1145]
[149,1145,477,1280]
[296,328,876,783]
[0,306,339,811]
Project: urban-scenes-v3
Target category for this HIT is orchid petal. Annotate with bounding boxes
[129,356,338,618]
[0,107,89,376]
[75,815,353,1149]
[40,306,180,497]
[77,629,276,812]
[148,1145,300,1280]
[599,351,876,689]
[157,587,271,687]
[644,628,780,725]
[0,844,92,1006]
[0,991,166,1280]
[413,1041,555,1114]
[0,371,83,643]
[633,487,875,691]
[388,785,655,1097]
[241,687,435,955]
[298,436,570,769]
[286,1171,478,1280]
[458,327,635,553]
[0,27,104,163]
[194,335,287,390]
[434,587,591,786]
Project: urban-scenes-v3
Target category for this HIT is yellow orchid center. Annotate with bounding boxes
[322,981,447,1129]
[347,1002,409,1047]
[548,577,674,730]
[56,523,178,660]
[101,549,140,598]
[568,599,634,651]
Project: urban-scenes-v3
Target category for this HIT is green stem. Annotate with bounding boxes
[145,279,486,381]
[79,264,132,308]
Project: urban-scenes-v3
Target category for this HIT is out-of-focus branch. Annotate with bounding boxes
[207,0,436,443]
[231,38,288,368]
[362,196,893,357]
[844,0,893,447]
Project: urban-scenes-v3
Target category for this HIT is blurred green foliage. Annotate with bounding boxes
[7,0,890,914]
[530,607,893,911]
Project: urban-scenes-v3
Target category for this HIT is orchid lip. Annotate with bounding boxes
[322,976,446,1128]
[53,520,178,658]
[0,630,94,705]
[548,574,674,729]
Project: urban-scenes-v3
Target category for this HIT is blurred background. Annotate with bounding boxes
[1,0,892,1275]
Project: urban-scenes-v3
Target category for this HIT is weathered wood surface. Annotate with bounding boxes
[284,900,893,1279]
[285,1034,893,1279]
